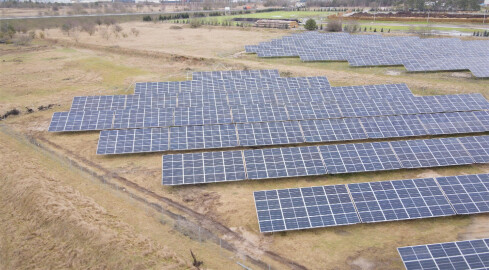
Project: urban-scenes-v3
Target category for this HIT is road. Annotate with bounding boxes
[0,8,264,20]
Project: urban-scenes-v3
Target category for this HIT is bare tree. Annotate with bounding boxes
[99,26,111,40]
[326,20,342,32]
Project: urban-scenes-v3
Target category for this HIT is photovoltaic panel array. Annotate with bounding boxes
[161,135,489,185]
[191,69,280,80]
[71,83,418,111]
[49,93,489,132]
[398,238,489,270]
[348,178,455,223]
[246,32,489,78]
[254,177,454,232]
[254,174,489,233]
[97,111,489,155]
[254,185,360,232]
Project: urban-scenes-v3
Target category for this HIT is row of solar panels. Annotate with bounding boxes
[191,69,280,80]
[134,76,331,95]
[48,93,489,132]
[253,173,489,233]
[398,238,489,270]
[245,32,489,77]
[161,135,489,185]
[96,111,489,155]
[71,84,413,111]
[246,32,489,57]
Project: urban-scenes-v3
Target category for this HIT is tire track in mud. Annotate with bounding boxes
[7,127,307,270]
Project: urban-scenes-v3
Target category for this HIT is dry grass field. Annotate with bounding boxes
[1,22,489,270]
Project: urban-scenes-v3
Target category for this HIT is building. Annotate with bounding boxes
[255,19,299,29]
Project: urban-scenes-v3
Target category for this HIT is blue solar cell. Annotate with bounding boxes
[318,141,400,174]
[436,174,489,214]
[232,104,289,123]
[254,184,360,232]
[243,146,325,180]
[348,178,455,223]
[236,121,304,146]
[458,136,489,163]
[398,238,489,270]
[246,32,489,78]
[162,150,245,185]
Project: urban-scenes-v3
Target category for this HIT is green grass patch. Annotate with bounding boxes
[73,57,146,88]
[169,10,338,25]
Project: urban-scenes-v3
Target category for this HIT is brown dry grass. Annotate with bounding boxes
[0,131,188,270]
[45,22,287,59]
[1,22,489,270]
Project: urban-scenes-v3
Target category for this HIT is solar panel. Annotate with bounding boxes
[95,110,489,155]
[232,104,289,123]
[254,185,360,232]
[348,178,455,223]
[436,174,489,215]
[192,69,280,80]
[169,124,239,151]
[97,128,169,155]
[398,238,489,270]
[243,146,326,180]
[53,89,489,132]
[48,110,114,132]
[390,137,473,169]
[162,151,246,185]
[318,141,401,174]
[253,173,489,232]
[456,136,489,164]
[174,106,232,126]
[299,118,367,143]
[236,121,304,146]
[246,32,489,78]
[162,136,489,185]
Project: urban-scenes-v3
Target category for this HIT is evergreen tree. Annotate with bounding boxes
[304,19,318,31]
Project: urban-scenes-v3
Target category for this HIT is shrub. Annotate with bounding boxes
[143,15,152,22]
[343,21,359,33]
[14,34,32,46]
[189,19,201,28]
[304,19,317,31]
[0,23,16,42]
[131,28,139,37]
[170,25,183,30]
[60,22,75,35]
[81,22,96,36]
[113,24,123,33]
[326,20,342,32]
